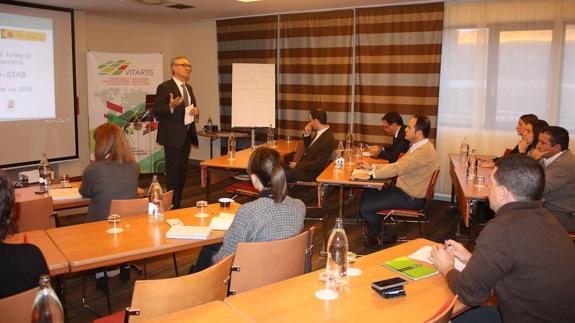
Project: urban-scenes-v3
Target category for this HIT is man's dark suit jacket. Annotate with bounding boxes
[154,79,198,149]
[291,127,336,182]
[377,125,410,162]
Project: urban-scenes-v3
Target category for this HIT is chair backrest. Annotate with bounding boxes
[229,228,312,295]
[425,169,441,207]
[0,287,38,323]
[162,190,173,211]
[424,295,458,323]
[127,254,234,322]
[109,198,149,217]
[14,196,56,232]
[293,140,306,163]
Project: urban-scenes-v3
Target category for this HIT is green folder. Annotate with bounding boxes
[383,256,438,280]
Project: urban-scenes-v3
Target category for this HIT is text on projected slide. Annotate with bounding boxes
[0,12,55,121]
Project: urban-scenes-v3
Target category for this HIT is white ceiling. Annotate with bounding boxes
[11,0,432,24]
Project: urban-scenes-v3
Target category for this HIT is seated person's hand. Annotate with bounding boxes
[304,122,313,136]
[529,148,547,161]
[289,161,297,169]
[190,106,200,116]
[368,145,381,156]
[428,244,455,276]
[357,161,372,170]
[444,239,471,264]
[517,137,528,153]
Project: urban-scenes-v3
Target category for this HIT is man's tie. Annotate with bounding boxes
[181,83,190,107]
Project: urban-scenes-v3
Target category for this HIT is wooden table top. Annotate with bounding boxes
[316,158,389,189]
[144,300,252,323]
[449,153,492,200]
[197,130,251,139]
[15,182,89,211]
[225,238,460,322]
[46,203,240,272]
[200,139,298,170]
[15,183,145,211]
[5,230,69,276]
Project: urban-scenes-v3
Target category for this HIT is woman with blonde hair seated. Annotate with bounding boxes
[191,146,306,272]
[80,123,139,222]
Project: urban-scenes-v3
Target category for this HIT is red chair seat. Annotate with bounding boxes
[224,181,258,195]
[93,310,124,323]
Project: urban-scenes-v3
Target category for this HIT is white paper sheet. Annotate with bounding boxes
[408,245,466,272]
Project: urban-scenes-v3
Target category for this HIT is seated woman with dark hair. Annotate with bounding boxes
[509,114,538,154]
[481,115,543,167]
[80,123,140,222]
[0,172,49,299]
[520,119,549,156]
[192,147,306,272]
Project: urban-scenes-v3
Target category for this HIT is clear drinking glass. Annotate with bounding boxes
[195,200,209,218]
[107,214,123,234]
[315,271,338,301]
[59,174,71,188]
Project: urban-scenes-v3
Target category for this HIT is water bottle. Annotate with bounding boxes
[207,116,213,132]
[148,175,164,223]
[267,124,274,145]
[460,137,469,164]
[334,141,345,172]
[38,153,51,193]
[31,275,64,323]
[227,132,236,160]
[326,218,349,289]
[345,132,354,165]
[467,149,478,181]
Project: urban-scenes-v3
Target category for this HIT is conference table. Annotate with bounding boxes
[197,130,251,159]
[200,139,298,202]
[315,157,389,250]
[448,153,492,232]
[15,182,88,211]
[145,300,252,323]
[15,182,145,211]
[155,238,462,322]
[46,202,240,273]
[4,230,69,276]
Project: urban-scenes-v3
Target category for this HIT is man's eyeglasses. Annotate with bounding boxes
[173,64,192,68]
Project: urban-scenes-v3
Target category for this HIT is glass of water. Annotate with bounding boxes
[107,214,123,234]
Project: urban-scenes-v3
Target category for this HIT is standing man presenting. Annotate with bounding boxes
[155,56,199,209]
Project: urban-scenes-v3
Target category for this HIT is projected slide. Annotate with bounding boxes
[0,12,55,121]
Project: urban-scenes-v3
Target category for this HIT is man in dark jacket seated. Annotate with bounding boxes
[286,108,336,183]
[368,111,410,163]
[429,154,575,322]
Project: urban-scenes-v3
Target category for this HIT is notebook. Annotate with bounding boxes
[408,246,466,272]
[350,169,371,180]
[166,226,212,240]
[383,256,438,280]
[49,188,82,200]
[209,212,235,231]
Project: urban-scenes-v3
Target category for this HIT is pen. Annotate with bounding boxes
[398,264,422,272]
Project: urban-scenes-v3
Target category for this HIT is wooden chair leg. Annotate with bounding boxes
[104,274,112,314]
[143,259,148,280]
[172,253,179,277]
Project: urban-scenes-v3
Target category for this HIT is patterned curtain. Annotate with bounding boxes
[278,10,354,141]
[216,16,278,132]
[354,3,444,145]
